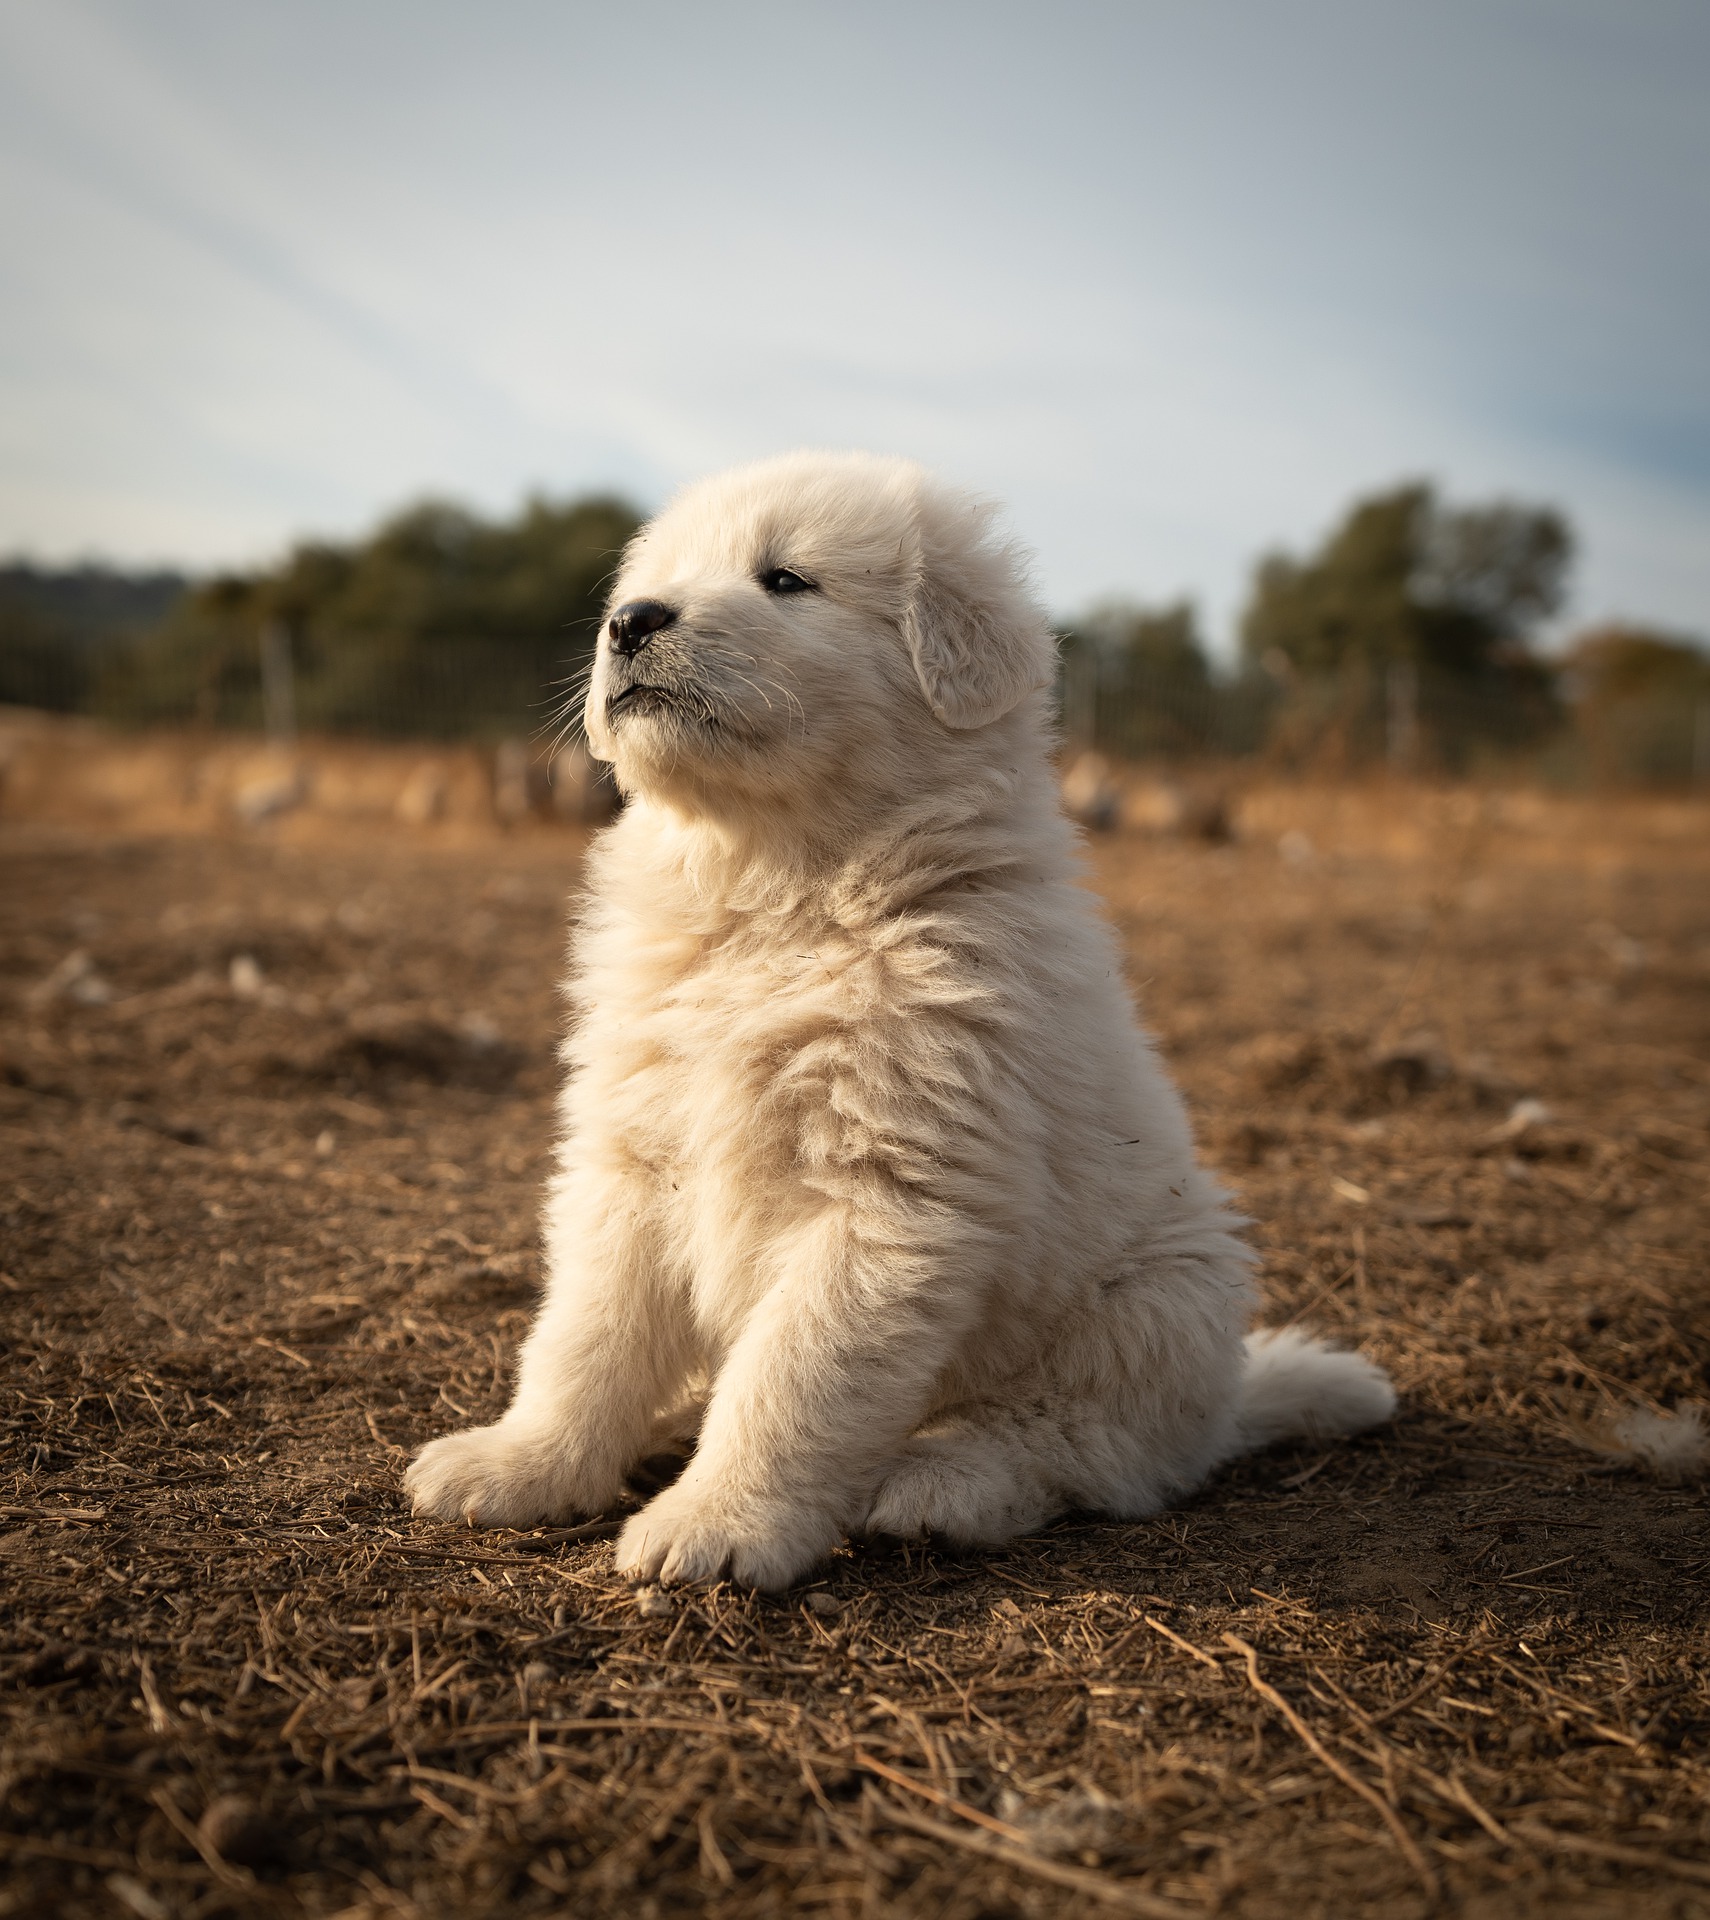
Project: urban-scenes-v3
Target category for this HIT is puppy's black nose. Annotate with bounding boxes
[608,599,677,656]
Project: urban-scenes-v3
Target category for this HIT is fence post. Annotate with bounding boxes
[1694,701,1710,789]
[260,621,296,744]
[1386,659,1418,774]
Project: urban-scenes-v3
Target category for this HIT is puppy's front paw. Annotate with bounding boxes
[614,1477,839,1591]
[404,1424,617,1528]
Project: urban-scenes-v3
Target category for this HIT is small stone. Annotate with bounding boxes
[458,1011,502,1051]
[198,1792,282,1869]
[1277,828,1315,867]
[228,954,265,999]
[395,761,448,826]
[521,1661,553,1689]
[802,1590,843,1617]
[27,949,113,1008]
[635,1587,675,1619]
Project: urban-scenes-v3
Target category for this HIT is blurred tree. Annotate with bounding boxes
[1059,599,1227,756]
[1561,624,1710,703]
[1075,599,1212,688]
[98,494,641,736]
[1240,482,1572,678]
[1561,623,1710,784]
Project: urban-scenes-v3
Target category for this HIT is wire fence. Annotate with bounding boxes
[98,632,587,744]
[1058,648,1710,788]
[5,627,1708,788]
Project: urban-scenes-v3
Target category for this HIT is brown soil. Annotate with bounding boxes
[2,781,1707,1919]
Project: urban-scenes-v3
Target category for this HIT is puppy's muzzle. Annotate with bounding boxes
[609,599,678,657]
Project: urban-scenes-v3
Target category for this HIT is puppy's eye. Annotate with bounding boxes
[758,567,817,596]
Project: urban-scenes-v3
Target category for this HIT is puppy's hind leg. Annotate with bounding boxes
[862,1403,1081,1548]
[405,1165,688,1529]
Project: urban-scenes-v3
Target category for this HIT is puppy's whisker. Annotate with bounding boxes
[721,645,803,690]
[536,658,599,754]
[719,652,806,739]
[537,680,597,757]
[703,648,805,729]
[719,667,778,714]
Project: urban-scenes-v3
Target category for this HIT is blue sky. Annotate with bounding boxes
[1,0,1706,650]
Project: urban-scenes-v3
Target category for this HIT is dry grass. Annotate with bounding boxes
[2,775,1708,1918]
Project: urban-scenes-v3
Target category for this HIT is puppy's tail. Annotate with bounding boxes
[1235,1327,1395,1453]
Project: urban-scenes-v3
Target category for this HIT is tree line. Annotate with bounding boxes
[1063,484,1707,779]
[83,494,639,738]
[1,481,1705,778]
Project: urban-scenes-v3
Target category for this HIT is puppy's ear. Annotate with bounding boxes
[901,491,1055,730]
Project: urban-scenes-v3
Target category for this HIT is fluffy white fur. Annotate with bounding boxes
[404,452,1395,1587]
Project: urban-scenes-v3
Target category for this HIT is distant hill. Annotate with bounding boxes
[0,562,191,711]
[0,562,190,646]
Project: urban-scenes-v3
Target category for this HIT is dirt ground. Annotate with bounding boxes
[2,776,1707,1919]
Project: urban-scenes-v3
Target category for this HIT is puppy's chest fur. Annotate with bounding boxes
[568,872,969,1316]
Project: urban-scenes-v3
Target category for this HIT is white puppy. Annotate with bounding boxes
[405,452,1394,1588]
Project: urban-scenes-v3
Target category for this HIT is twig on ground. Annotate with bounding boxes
[1221,1634,1439,1898]
[864,1789,1194,1918]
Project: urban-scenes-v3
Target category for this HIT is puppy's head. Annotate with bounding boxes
[583,453,1054,818]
